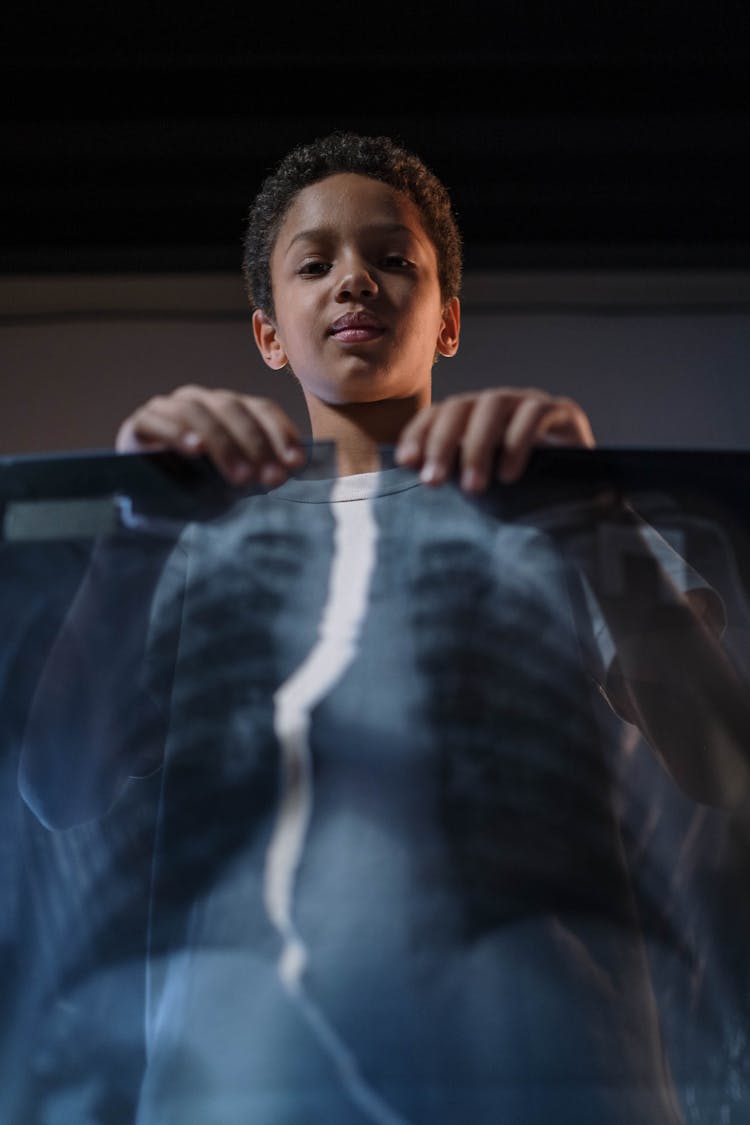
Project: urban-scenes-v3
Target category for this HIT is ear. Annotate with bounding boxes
[252,309,289,370]
[437,296,460,357]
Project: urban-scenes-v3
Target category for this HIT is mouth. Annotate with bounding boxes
[329,311,385,343]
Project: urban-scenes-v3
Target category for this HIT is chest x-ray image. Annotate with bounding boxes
[2,445,749,1125]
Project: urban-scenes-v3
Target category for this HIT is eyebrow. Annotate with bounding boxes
[283,223,417,255]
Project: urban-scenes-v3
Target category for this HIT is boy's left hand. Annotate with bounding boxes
[395,387,595,492]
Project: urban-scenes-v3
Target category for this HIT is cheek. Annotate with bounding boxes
[276,307,312,353]
[411,306,445,350]
[399,292,439,332]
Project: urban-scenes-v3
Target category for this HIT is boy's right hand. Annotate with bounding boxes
[115,385,305,486]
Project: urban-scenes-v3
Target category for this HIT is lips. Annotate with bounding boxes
[329,311,385,342]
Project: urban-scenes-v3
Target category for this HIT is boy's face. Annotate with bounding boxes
[253,173,459,409]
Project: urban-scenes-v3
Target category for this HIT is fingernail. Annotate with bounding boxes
[181,431,202,451]
[230,460,253,484]
[420,462,444,485]
[396,442,419,463]
[283,446,304,465]
[260,463,285,487]
[461,467,485,492]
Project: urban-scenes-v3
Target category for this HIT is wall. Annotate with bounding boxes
[1,272,749,456]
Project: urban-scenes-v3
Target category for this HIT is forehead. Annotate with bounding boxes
[275,173,428,249]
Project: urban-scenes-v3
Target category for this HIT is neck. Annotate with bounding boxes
[304,394,428,476]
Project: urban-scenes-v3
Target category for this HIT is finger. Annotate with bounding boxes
[499,396,587,482]
[160,390,275,483]
[211,395,304,488]
[168,388,305,485]
[542,397,596,448]
[115,415,161,454]
[115,397,202,454]
[240,397,305,469]
[419,396,475,485]
[455,391,520,492]
[394,406,436,466]
[496,396,559,482]
[174,395,260,481]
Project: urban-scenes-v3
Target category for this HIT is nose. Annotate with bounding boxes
[335,255,378,302]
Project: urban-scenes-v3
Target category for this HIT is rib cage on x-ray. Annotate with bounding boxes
[1,445,750,1125]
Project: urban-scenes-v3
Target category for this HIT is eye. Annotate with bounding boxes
[297,260,331,277]
[381,254,412,269]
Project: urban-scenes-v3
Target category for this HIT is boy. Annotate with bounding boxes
[21,133,747,1123]
[116,132,594,489]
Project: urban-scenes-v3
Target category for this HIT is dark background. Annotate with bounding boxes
[4,1,750,274]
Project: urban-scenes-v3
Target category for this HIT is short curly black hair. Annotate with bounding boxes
[241,132,462,318]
